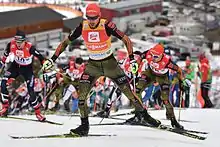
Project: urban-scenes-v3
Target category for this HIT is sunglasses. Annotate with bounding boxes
[150,52,160,59]
[152,55,160,59]
[15,37,25,43]
[15,40,25,44]
[86,15,99,20]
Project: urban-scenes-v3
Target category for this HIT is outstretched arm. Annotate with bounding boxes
[51,38,71,62]
[122,35,133,56]
[51,23,83,62]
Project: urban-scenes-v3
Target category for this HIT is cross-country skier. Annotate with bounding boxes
[136,44,191,129]
[0,30,46,121]
[42,3,161,136]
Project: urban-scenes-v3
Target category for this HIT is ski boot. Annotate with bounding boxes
[70,117,89,136]
[126,109,161,127]
[0,103,9,117]
[171,117,184,129]
[141,109,161,127]
[35,108,46,122]
[96,103,111,118]
[96,110,110,118]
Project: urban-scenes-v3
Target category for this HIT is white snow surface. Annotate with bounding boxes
[0,108,219,147]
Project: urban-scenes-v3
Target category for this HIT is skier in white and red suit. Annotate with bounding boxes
[0,30,46,121]
[136,44,190,129]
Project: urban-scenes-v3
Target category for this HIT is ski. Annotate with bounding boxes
[1,116,63,125]
[97,116,208,134]
[161,118,199,123]
[56,113,80,117]
[90,122,207,140]
[56,113,98,117]
[110,112,134,117]
[90,121,207,134]
[109,109,163,117]
[10,133,116,139]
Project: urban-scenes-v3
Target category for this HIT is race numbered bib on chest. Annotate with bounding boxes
[149,62,168,75]
[15,56,33,65]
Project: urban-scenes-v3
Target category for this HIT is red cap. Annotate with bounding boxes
[150,44,164,55]
[86,3,100,16]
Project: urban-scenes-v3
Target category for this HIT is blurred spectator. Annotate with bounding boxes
[183,57,195,107]
[197,53,213,108]
[142,82,162,110]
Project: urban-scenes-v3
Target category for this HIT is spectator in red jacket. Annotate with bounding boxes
[198,53,213,108]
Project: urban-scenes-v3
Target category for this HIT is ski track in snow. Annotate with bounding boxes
[0,108,219,147]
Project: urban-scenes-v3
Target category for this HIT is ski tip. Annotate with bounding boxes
[9,135,17,139]
[9,135,25,139]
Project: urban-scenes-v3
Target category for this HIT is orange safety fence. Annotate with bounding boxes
[197,89,205,108]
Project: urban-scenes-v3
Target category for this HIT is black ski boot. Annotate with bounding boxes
[141,109,161,127]
[125,111,142,124]
[96,110,110,118]
[126,109,161,127]
[96,105,111,118]
[70,117,89,136]
[171,117,184,129]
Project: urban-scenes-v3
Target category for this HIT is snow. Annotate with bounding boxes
[0,108,219,147]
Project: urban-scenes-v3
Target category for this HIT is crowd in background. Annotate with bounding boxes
[0,47,215,116]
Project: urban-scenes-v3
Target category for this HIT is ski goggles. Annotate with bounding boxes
[14,35,26,43]
[150,52,160,59]
[86,15,99,20]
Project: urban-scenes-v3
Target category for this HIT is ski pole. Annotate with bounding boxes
[178,90,183,121]
[133,73,136,93]
[42,83,58,111]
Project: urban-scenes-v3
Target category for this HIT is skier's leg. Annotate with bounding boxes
[114,87,122,111]
[157,75,183,129]
[23,70,45,121]
[184,86,190,108]
[0,65,18,116]
[70,60,101,136]
[105,57,160,127]
[62,84,76,112]
[136,69,155,102]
